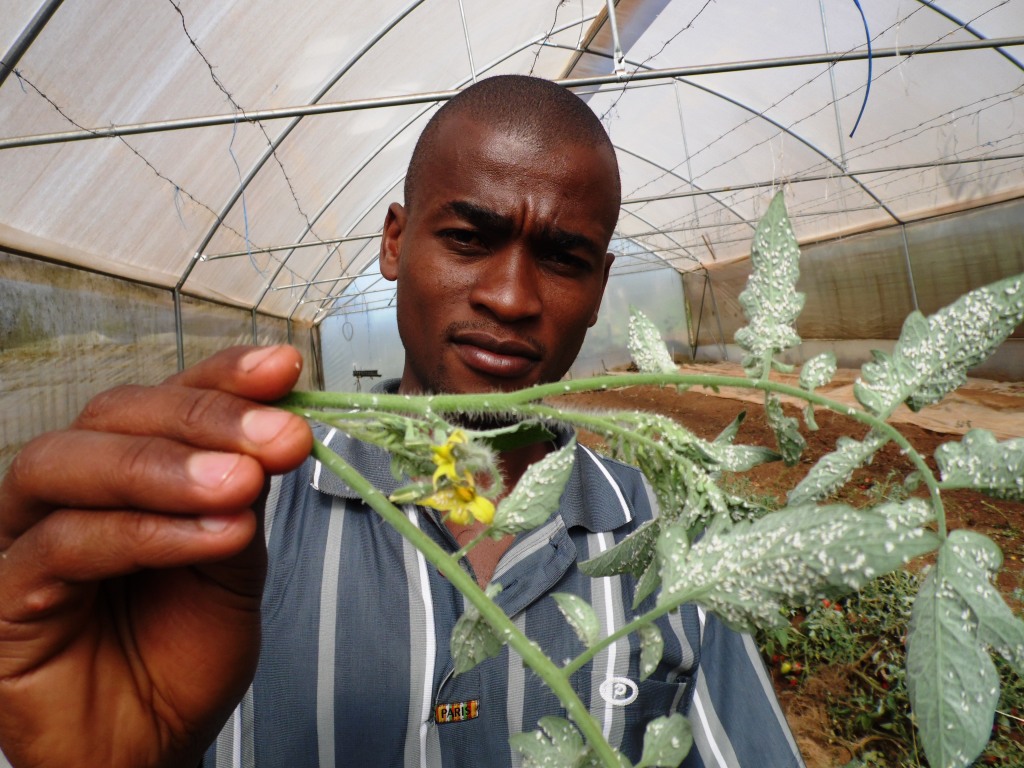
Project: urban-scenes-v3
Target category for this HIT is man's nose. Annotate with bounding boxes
[468,247,543,322]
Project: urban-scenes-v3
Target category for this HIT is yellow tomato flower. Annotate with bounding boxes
[421,483,496,526]
[422,430,495,525]
[431,430,467,485]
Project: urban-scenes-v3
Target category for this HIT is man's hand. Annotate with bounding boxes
[0,345,313,768]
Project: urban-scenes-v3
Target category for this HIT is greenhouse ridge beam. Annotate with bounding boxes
[574,45,903,224]
[913,0,1024,73]
[3,37,1022,150]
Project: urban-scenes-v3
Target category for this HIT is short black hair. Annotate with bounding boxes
[404,74,620,209]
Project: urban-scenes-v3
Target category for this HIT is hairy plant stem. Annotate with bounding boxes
[281,370,947,536]
[452,527,491,562]
[309,440,622,768]
[562,596,697,679]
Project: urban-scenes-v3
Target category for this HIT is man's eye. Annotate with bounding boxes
[547,252,589,271]
[442,229,480,247]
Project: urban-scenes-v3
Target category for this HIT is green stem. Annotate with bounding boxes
[310,440,622,768]
[281,370,948,537]
[563,601,687,679]
[452,528,491,562]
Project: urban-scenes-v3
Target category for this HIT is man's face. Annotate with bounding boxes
[380,115,619,395]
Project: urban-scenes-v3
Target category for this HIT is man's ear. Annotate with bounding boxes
[588,251,616,326]
[380,202,407,281]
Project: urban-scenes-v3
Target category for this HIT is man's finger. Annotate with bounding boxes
[0,507,257,605]
[0,432,265,543]
[164,345,305,400]
[0,506,260,679]
[71,383,312,474]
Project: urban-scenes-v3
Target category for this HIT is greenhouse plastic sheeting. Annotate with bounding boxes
[0,249,317,475]
[2,1,1022,323]
[683,197,1024,378]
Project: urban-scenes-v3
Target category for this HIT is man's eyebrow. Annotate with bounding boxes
[443,200,603,256]
[543,227,602,257]
[443,200,513,232]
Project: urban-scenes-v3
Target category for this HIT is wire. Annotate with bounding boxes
[167,0,329,285]
[849,0,872,137]
[227,115,259,275]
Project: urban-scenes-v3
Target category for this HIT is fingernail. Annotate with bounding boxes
[240,346,279,372]
[242,409,294,444]
[198,515,233,533]
[189,452,241,488]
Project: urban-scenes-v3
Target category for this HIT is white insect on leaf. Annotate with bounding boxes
[636,713,693,768]
[492,440,576,536]
[509,716,627,767]
[935,429,1024,502]
[656,505,940,631]
[552,593,600,649]
[855,274,1024,417]
[798,352,837,431]
[450,584,505,675]
[799,352,838,391]
[637,623,664,682]
[734,191,805,378]
[907,531,1024,768]
[787,429,887,506]
[628,306,677,374]
[765,393,805,466]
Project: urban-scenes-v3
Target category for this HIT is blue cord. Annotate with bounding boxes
[228,114,256,272]
[850,0,872,138]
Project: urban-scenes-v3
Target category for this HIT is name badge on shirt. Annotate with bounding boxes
[434,699,479,724]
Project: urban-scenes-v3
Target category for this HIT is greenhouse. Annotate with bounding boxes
[1,2,1023,767]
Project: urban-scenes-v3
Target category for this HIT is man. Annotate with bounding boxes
[0,75,802,767]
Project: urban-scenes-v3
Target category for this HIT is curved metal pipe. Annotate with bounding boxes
[170,0,431,368]
[913,0,1024,72]
[5,37,1021,151]
[254,14,604,321]
[549,44,901,226]
[0,0,65,92]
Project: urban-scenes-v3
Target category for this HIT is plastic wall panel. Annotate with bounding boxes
[256,314,320,391]
[287,322,320,392]
[795,229,916,340]
[320,307,404,392]
[180,297,320,389]
[906,198,1024,340]
[688,200,1024,378]
[1,250,178,475]
[255,314,289,348]
[571,267,688,378]
[1,251,323,476]
[179,297,253,369]
[683,261,748,349]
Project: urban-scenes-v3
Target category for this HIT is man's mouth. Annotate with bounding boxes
[450,331,543,379]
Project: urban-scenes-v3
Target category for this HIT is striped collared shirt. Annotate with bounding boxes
[204,423,803,768]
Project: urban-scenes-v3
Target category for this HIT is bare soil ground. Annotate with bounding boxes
[556,362,1024,767]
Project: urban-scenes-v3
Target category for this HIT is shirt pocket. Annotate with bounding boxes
[598,676,692,761]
